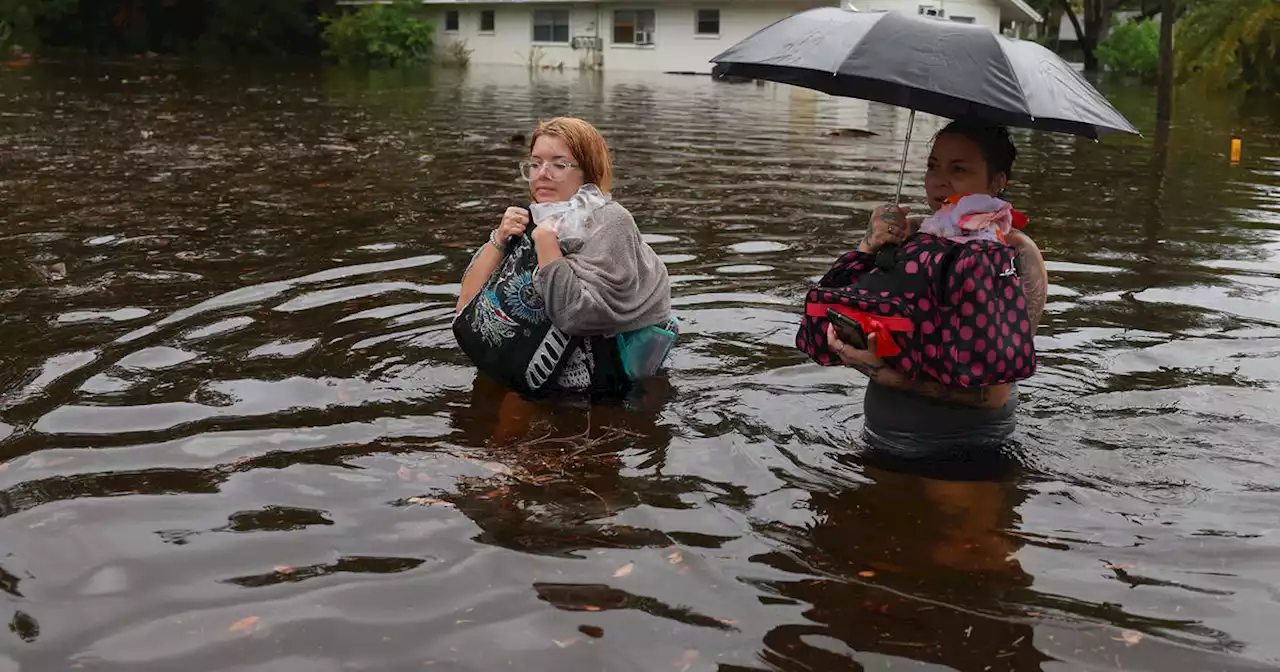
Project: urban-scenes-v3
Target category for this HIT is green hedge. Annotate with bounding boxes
[320,1,434,66]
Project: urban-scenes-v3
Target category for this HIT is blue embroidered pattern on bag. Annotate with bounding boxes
[502,270,546,324]
[471,289,518,346]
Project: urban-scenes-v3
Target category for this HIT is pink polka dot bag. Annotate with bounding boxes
[795,233,1037,387]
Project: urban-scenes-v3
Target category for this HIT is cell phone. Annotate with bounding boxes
[826,308,868,350]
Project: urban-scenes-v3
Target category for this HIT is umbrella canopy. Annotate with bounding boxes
[710,7,1139,139]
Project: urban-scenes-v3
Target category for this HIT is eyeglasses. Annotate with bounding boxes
[519,160,580,182]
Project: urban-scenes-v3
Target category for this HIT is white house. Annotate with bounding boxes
[847,0,1042,35]
[409,0,1043,73]
[422,1,829,73]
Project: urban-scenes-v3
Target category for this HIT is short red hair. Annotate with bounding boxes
[529,117,614,193]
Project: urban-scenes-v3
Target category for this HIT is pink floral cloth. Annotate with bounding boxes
[919,193,1016,244]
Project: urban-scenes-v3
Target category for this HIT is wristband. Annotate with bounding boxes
[488,228,505,252]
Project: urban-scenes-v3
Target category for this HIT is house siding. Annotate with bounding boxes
[851,0,1001,31]
[436,5,601,69]
[602,3,828,73]
[431,1,829,73]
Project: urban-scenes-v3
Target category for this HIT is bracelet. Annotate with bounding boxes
[488,228,505,252]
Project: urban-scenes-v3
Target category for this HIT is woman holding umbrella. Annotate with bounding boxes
[711,7,1137,452]
[827,119,1049,452]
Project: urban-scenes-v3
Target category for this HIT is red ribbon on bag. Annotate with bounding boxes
[807,303,914,358]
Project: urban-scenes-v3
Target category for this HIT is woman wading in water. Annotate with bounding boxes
[822,120,1049,458]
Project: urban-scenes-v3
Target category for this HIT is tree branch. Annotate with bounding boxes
[1056,0,1089,49]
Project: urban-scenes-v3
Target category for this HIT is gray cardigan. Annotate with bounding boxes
[533,201,672,336]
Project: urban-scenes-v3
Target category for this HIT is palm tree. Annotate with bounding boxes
[1176,0,1280,92]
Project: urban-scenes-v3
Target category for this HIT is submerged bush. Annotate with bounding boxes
[439,38,472,68]
[320,0,434,66]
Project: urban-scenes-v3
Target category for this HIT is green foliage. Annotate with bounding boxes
[1176,0,1280,93]
[0,0,77,52]
[1096,16,1160,80]
[4,0,319,57]
[197,0,319,57]
[320,1,434,66]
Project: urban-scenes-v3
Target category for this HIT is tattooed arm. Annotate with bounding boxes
[825,325,1013,409]
[1007,230,1049,331]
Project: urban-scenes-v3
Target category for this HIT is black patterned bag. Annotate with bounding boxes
[452,212,630,397]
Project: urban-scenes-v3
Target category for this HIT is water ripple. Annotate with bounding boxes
[2,62,1279,672]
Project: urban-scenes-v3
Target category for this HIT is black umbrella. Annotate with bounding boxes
[710,7,1140,203]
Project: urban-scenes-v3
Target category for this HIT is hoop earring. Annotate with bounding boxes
[994,175,1009,199]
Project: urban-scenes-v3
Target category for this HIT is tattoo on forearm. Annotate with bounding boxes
[1015,241,1048,331]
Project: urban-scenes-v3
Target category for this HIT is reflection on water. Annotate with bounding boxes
[2,62,1280,671]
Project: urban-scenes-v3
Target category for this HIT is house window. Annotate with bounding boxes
[696,9,720,36]
[480,9,495,33]
[613,9,656,45]
[533,9,570,43]
[951,15,975,23]
[445,10,459,32]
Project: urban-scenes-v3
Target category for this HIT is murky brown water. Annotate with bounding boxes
[2,61,1279,671]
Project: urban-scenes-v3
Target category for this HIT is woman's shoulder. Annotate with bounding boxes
[1004,229,1044,268]
[592,200,642,238]
[598,199,635,222]
[1005,228,1038,247]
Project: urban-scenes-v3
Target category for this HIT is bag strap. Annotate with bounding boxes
[874,243,898,271]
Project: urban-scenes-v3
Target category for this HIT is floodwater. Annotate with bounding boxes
[2,61,1279,672]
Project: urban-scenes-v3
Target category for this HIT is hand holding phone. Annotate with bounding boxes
[826,309,868,350]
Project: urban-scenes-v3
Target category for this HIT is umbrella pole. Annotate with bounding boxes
[875,109,916,272]
[893,109,916,206]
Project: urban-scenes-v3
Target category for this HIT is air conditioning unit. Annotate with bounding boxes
[919,6,947,18]
[635,30,654,45]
